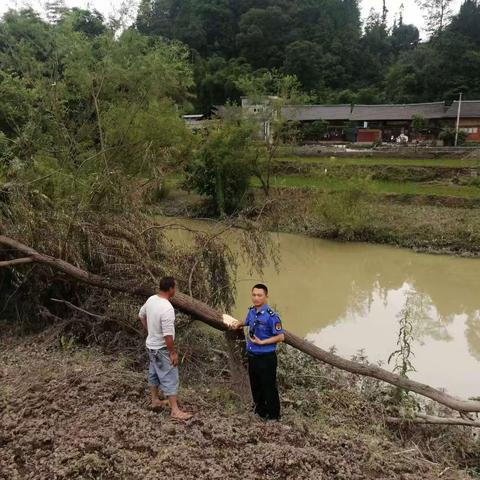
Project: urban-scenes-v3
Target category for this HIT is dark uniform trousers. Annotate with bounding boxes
[247,351,280,420]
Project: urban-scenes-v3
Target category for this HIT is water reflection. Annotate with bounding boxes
[466,312,480,362]
[233,232,480,398]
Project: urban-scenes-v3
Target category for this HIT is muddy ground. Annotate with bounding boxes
[1,328,478,480]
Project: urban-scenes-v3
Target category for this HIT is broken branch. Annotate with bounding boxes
[387,413,480,428]
[0,257,33,268]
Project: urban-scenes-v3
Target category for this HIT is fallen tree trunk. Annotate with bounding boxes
[283,331,480,413]
[2,234,480,414]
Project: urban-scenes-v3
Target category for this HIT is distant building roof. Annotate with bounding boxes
[282,105,352,121]
[236,99,480,123]
[350,102,446,121]
[444,100,480,118]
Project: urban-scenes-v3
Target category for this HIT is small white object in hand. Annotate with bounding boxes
[222,314,239,328]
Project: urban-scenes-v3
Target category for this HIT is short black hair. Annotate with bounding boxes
[159,276,176,292]
[252,283,268,294]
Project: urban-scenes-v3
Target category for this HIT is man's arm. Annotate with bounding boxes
[162,307,178,366]
[139,303,147,332]
[251,313,285,345]
[164,335,178,366]
[251,333,285,345]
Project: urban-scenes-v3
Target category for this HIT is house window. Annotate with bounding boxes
[460,127,478,134]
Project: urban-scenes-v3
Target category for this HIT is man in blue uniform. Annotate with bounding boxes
[236,283,285,420]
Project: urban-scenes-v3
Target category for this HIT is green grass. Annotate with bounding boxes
[254,175,480,199]
[276,156,480,168]
[169,161,480,199]
[165,173,183,185]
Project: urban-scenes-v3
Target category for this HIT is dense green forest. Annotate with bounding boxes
[1,0,480,175]
[135,0,480,110]
[1,0,480,129]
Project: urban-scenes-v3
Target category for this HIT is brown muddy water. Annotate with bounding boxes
[163,218,480,399]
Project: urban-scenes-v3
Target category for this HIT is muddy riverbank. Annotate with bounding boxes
[1,332,478,479]
[161,186,480,257]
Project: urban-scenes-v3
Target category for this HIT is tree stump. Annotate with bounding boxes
[224,329,251,404]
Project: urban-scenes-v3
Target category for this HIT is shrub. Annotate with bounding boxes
[276,120,303,144]
[411,114,427,137]
[316,177,374,241]
[303,120,329,141]
[185,121,255,216]
[439,127,468,146]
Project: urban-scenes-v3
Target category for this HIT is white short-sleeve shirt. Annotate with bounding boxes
[139,295,175,350]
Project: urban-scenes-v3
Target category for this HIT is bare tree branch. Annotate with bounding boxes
[50,298,105,319]
[50,298,142,334]
[387,413,480,428]
[0,257,33,268]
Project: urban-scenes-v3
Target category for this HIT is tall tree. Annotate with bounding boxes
[194,55,251,111]
[45,0,67,24]
[391,21,419,55]
[416,0,454,35]
[382,0,388,24]
[60,8,107,37]
[359,9,392,85]
[449,0,480,45]
[236,6,292,69]
[283,40,323,91]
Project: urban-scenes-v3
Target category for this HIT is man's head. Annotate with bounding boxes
[251,283,268,308]
[159,276,176,298]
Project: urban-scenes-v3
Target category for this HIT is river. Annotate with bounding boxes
[163,218,480,399]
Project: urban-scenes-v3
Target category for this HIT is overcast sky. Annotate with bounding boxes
[0,0,465,40]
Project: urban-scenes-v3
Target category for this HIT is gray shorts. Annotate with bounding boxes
[147,348,179,396]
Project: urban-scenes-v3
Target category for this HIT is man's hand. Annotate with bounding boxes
[251,334,284,345]
[222,314,242,329]
[164,335,177,366]
[169,350,179,366]
[251,335,265,345]
[139,315,148,332]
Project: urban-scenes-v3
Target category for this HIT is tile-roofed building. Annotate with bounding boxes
[444,100,480,118]
[444,100,480,141]
[349,102,446,121]
[282,105,352,122]
[238,96,480,143]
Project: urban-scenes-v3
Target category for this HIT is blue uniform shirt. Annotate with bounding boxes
[245,304,285,355]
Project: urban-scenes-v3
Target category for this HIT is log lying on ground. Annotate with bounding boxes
[1,234,480,414]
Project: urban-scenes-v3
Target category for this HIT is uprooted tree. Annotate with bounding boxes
[1,232,480,428]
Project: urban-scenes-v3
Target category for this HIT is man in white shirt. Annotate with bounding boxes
[139,276,192,420]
